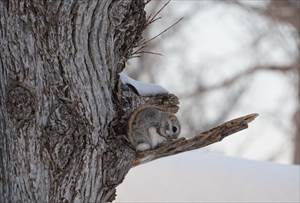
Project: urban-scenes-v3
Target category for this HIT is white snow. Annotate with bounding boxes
[116,152,300,202]
[119,72,169,96]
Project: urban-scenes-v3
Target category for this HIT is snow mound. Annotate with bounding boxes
[116,152,300,202]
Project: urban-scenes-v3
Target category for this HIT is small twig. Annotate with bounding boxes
[140,17,184,47]
[128,55,143,59]
[134,51,163,56]
[146,0,171,26]
[131,45,148,56]
[147,16,162,25]
[133,113,258,166]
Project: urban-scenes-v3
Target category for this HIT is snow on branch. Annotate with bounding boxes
[120,72,168,96]
[133,113,258,166]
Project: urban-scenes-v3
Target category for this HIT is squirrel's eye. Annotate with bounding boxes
[172,126,177,133]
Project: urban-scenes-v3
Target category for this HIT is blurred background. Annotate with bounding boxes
[117,0,300,201]
[127,0,300,165]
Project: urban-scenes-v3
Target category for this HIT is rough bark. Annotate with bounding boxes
[0,0,147,202]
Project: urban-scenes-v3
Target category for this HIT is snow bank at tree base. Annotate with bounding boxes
[116,152,300,202]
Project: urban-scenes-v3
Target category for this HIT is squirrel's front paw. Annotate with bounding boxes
[136,143,151,151]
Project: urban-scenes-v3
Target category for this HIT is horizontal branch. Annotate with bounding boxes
[133,113,258,166]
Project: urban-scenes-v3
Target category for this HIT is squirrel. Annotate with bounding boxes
[128,105,181,151]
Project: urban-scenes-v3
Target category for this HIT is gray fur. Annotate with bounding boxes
[129,107,181,151]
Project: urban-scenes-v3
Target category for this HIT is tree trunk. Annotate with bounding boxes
[0,0,146,202]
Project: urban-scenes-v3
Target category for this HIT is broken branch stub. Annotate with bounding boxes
[133,113,258,166]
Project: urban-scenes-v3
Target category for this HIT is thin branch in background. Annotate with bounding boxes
[134,113,258,166]
[229,0,300,29]
[180,64,297,98]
